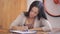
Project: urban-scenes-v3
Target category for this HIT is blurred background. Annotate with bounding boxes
[0,0,60,34]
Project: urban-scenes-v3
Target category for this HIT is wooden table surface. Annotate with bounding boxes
[0,29,48,34]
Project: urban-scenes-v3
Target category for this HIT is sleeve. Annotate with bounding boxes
[10,13,24,28]
[41,19,53,31]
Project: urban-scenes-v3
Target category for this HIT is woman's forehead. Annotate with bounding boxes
[32,7,39,11]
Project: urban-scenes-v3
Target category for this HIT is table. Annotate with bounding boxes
[0,29,60,34]
[0,29,48,34]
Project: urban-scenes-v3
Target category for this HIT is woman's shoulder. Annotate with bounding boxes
[40,17,48,22]
[40,17,47,20]
[19,12,26,17]
[19,11,28,16]
[15,12,26,20]
[40,17,50,24]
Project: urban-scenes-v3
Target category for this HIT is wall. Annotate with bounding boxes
[0,0,27,29]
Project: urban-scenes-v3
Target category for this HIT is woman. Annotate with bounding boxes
[10,1,52,32]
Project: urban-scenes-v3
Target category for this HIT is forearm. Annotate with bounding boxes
[42,27,52,32]
[29,27,51,32]
[10,26,28,31]
[29,27,44,32]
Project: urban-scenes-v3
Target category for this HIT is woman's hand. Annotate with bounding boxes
[29,28,44,32]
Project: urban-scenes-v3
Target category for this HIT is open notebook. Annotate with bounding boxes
[10,30,36,34]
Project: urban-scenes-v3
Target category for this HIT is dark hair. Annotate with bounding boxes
[24,1,47,20]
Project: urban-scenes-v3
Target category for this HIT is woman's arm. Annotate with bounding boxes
[29,27,44,32]
[41,19,53,32]
[10,26,28,31]
[10,13,25,30]
[29,18,53,32]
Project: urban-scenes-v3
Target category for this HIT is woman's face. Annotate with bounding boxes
[29,7,39,18]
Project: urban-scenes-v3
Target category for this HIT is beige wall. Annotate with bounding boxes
[44,0,60,28]
[0,0,27,29]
